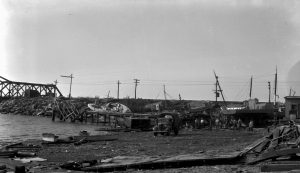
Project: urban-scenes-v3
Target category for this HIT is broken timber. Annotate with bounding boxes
[0,76,62,98]
[248,148,300,165]
[239,136,268,156]
[52,99,80,122]
[261,162,300,172]
[79,152,242,172]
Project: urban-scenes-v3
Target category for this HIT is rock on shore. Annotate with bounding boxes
[0,97,54,116]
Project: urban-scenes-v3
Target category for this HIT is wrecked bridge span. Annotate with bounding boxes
[0,76,62,98]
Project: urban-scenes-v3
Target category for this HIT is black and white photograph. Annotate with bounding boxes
[0,0,300,172]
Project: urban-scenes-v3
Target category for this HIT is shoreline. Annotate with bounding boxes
[1,128,264,172]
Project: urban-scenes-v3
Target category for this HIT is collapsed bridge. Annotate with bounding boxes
[0,76,63,98]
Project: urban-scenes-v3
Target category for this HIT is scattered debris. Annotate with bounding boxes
[42,134,117,145]
[95,127,140,132]
[79,130,90,136]
[0,165,6,170]
[60,153,241,172]
[261,162,300,172]
[249,148,300,165]
[0,97,54,116]
[60,160,97,171]
[16,151,36,158]
[233,121,300,173]
[14,157,46,163]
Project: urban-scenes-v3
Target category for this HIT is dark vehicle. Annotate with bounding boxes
[153,112,181,136]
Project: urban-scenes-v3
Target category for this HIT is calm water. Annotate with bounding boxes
[0,113,105,147]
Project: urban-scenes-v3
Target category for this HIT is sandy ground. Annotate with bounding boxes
[4,128,267,172]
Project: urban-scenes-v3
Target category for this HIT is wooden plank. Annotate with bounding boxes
[73,135,117,142]
[261,164,300,172]
[270,161,300,165]
[248,148,300,165]
[81,152,241,172]
[254,140,271,153]
[239,136,268,156]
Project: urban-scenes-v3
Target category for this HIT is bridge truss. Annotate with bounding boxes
[0,76,63,98]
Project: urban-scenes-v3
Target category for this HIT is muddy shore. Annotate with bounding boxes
[1,128,266,172]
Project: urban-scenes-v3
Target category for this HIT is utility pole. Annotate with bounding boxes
[215,75,218,104]
[249,76,253,99]
[117,80,120,99]
[213,71,226,107]
[107,90,110,98]
[134,79,140,99]
[163,85,167,101]
[179,94,181,101]
[268,81,271,103]
[290,88,292,96]
[54,80,58,97]
[61,74,73,99]
[163,84,167,108]
[274,66,278,105]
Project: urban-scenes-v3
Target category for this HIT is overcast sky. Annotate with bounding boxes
[0,0,299,102]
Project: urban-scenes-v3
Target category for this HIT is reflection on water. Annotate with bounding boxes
[0,113,105,146]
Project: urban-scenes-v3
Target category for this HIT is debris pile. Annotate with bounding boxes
[60,152,241,172]
[0,97,53,116]
[241,121,300,172]
[0,142,44,172]
[0,97,90,117]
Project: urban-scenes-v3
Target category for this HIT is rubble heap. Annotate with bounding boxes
[0,97,54,116]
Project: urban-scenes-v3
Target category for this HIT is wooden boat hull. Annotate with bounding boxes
[42,135,117,145]
[42,133,58,142]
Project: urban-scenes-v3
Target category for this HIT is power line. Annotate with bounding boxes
[56,80,300,87]
[234,81,248,100]
[155,91,161,99]
[61,74,73,99]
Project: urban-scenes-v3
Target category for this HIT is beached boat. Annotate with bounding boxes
[87,102,131,113]
[42,135,117,145]
[42,133,58,142]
